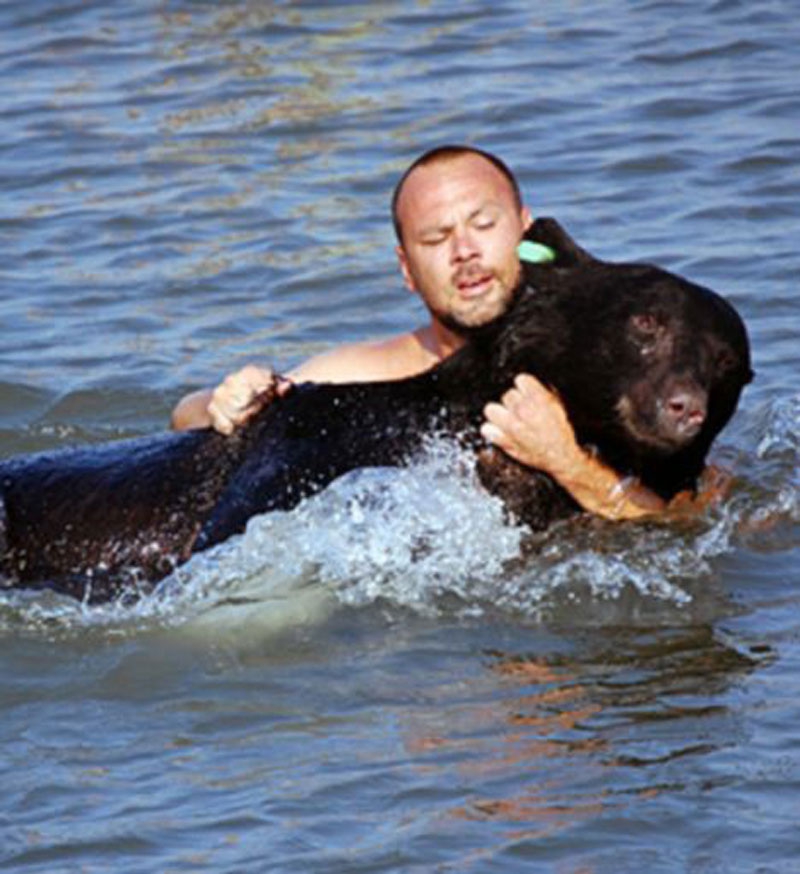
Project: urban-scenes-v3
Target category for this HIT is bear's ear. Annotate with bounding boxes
[524,218,596,266]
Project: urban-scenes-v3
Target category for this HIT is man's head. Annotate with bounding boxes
[392,145,532,334]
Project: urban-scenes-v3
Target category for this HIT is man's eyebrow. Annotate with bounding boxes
[415,219,453,239]
[417,202,501,237]
[468,202,500,221]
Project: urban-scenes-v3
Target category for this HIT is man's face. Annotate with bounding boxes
[395,154,532,333]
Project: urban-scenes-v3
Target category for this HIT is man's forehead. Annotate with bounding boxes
[397,155,516,223]
[414,201,504,238]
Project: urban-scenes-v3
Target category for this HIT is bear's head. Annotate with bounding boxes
[491,219,753,498]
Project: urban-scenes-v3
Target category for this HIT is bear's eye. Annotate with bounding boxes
[715,347,737,372]
[629,312,663,356]
[631,313,659,336]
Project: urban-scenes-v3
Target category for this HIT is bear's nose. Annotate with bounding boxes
[663,386,707,437]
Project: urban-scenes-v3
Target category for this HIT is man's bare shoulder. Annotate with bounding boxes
[289,330,438,384]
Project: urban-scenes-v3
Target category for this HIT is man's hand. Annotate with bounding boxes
[480,373,667,520]
[207,364,292,435]
[481,373,581,475]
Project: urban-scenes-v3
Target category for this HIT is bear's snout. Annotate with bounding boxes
[657,380,708,441]
[616,372,710,452]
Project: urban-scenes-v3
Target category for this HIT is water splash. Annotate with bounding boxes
[2,432,775,636]
[181,440,734,622]
[755,392,800,461]
[728,392,800,549]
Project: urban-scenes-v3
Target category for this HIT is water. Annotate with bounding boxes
[2,1,800,871]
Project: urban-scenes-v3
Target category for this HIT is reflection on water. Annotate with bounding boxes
[392,625,769,859]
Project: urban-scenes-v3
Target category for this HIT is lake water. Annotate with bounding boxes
[2,2,800,871]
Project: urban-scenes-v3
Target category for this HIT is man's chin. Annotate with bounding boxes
[438,301,509,335]
[456,287,519,331]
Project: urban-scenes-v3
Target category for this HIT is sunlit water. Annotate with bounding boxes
[2,2,800,872]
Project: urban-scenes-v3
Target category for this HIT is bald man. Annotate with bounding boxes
[171,145,669,519]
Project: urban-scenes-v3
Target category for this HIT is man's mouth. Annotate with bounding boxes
[455,269,495,298]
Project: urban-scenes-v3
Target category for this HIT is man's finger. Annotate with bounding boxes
[208,404,234,436]
[481,402,517,450]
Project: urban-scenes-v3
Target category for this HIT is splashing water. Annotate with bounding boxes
[755,393,800,462]
[1,435,758,636]
[166,437,527,628]
[727,392,800,550]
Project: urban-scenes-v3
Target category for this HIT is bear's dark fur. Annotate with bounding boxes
[0,220,752,601]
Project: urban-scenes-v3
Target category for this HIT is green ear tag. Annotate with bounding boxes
[517,240,556,264]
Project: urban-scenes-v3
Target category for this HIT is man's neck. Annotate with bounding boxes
[414,322,467,366]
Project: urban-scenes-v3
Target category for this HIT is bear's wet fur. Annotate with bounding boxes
[0,219,753,601]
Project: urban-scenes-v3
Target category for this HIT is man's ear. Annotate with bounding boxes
[396,244,418,293]
[521,205,533,232]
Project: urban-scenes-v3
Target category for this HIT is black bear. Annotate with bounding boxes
[0,220,752,601]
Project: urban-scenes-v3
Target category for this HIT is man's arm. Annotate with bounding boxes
[170,332,430,433]
[169,357,351,434]
[170,388,215,431]
[481,373,676,520]
[170,366,290,434]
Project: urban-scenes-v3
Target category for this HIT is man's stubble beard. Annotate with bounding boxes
[431,263,524,337]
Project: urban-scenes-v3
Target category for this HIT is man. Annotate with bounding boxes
[171,145,670,519]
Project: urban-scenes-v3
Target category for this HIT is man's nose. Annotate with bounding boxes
[450,227,479,262]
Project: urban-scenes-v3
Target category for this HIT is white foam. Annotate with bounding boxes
[1,434,756,635]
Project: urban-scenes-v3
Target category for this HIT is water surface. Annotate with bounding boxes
[2,2,800,871]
